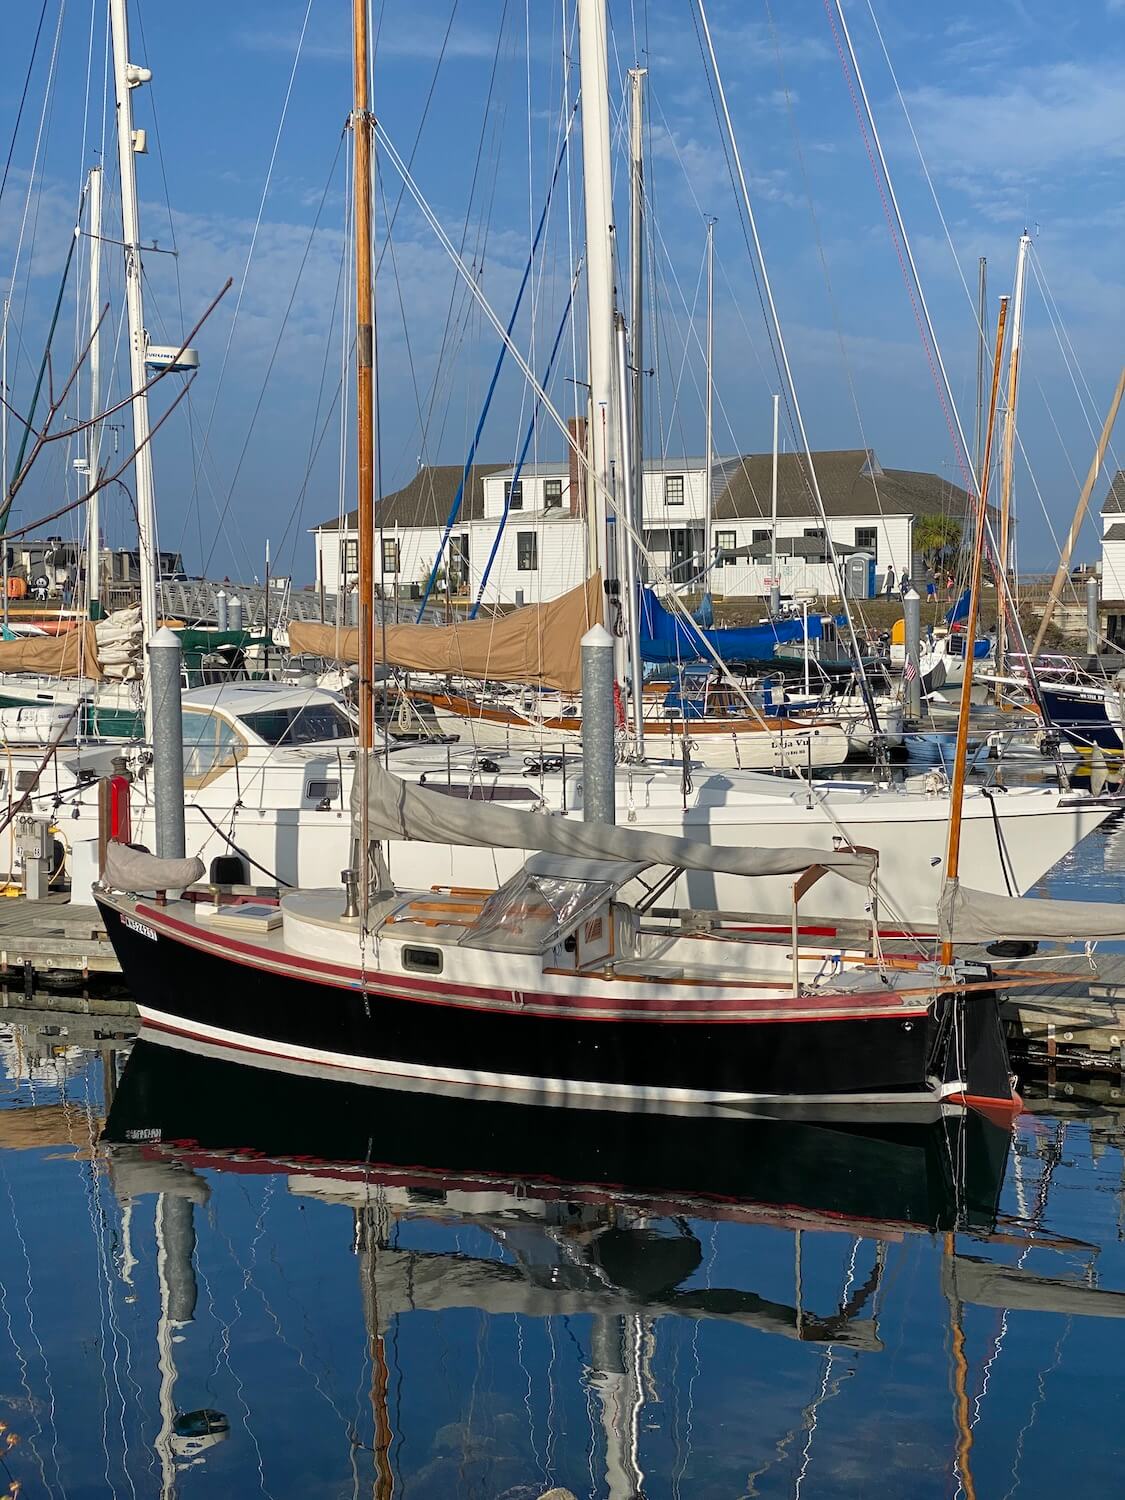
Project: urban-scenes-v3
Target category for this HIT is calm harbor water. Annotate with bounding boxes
[1,814,1123,1498]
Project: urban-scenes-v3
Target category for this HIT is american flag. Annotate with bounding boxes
[904,657,918,682]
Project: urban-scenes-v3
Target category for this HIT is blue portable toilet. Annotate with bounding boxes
[844,551,874,599]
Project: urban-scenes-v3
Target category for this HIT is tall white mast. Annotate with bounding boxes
[628,67,646,544]
[85,165,104,618]
[703,218,714,599]
[577,0,618,615]
[110,0,159,739]
[1,301,7,635]
[624,67,647,757]
[995,230,1030,689]
[770,391,780,612]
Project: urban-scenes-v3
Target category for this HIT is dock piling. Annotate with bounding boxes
[149,627,187,859]
[581,625,616,824]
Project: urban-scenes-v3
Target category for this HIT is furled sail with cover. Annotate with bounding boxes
[351,749,876,885]
[289,574,602,694]
[639,588,822,665]
[0,623,103,680]
[939,879,1125,943]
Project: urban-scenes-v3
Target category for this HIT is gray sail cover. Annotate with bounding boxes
[939,878,1125,944]
[352,751,876,886]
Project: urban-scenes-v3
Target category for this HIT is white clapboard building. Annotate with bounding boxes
[312,447,973,607]
[1101,470,1125,602]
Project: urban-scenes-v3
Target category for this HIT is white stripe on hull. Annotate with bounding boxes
[139,1006,962,1120]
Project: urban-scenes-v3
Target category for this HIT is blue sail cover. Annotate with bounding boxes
[639,589,822,664]
[946,589,970,625]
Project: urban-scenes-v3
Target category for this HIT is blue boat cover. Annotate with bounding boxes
[639,589,822,664]
[945,589,970,625]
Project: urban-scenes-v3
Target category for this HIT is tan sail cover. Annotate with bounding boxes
[0,624,102,681]
[939,878,1125,943]
[351,750,877,886]
[289,574,602,693]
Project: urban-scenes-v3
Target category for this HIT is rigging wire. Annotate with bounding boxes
[414,111,577,621]
[200,130,347,577]
[1,0,68,394]
[0,0,51,216]
[691,0,880,732]
[763,0,901,581]
[133,1,208,567]
[184,0,315,546]
[861,0,1114,611]
[824,0,1048,717]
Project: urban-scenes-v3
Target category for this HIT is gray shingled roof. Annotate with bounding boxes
[1103,522,1125,541]
[1101,470,1125,514]
[316,449,975,530]
[713,449,974,521]
[314,463,508,531]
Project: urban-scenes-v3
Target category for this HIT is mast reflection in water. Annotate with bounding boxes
[8,1028,1125,1496]
[96,1034,1012,1496]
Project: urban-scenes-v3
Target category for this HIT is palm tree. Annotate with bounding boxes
[914,514,962,572]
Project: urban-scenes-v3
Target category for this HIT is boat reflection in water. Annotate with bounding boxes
[105,1035,1011,1238]
[102,1034,1015,1496]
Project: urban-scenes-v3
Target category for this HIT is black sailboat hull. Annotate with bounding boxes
[104,1036,1011,1234]
[96,894,1016,1120]
[1040,685,1123,752]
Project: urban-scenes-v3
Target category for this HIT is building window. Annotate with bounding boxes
[804,527,825,539]
[664,474,685,506]
[715,529,737,564]
[854,526,878,551]
[381,538,399,574]
[752,528,770,544]
[517,531,538,571]
[505,481,523,511]
[341,538,358,574]
[543,478,563,509]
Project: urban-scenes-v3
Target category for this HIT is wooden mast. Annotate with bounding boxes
[940,296,1009,968]
[353,0,376,752]
[944,1231,978,1500]
[352,0,376,925]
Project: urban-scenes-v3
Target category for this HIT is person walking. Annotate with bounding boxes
[884,562,897,596]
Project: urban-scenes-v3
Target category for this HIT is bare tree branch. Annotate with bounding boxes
[1,276,233,511]
[2,373,197,542]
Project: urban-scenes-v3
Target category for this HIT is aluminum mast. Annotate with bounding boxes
[84,165,104,618]
[109,0,159,740]
[577,0,619,637]
[703,217,715,601]
[995,231,1030,691]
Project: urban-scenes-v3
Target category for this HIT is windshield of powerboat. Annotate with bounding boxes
[241,704,356,746]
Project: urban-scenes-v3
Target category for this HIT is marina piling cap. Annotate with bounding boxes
[581,623,614,650]
[147,626,182,652]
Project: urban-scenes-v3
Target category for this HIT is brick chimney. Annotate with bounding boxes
[567,416,588,516]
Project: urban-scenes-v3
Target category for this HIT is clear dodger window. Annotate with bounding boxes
[460,870,614,955]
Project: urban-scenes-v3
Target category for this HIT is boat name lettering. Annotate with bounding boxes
[123,915,159,942]
[124,1127,162,1142]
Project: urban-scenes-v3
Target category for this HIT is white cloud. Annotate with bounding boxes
[907,61,1125,176]
[234,17,503,66]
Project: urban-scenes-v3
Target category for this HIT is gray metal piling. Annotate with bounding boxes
[581,624,616,824]
[148,627,187,859]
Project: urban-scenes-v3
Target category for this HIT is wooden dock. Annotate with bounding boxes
[1000,953,1125,1072]
[0,896,121,985]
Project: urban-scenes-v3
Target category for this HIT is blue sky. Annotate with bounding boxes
[2,0,1124,582]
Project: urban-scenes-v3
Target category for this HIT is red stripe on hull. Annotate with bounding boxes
[134,903,932,1026]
